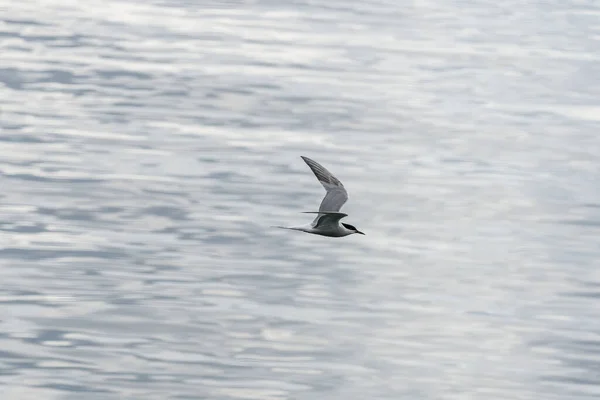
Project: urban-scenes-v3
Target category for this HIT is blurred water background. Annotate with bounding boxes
[1,0,600,399]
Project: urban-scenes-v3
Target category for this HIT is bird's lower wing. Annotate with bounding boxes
[302,211,348,228]
[302,212,348,216]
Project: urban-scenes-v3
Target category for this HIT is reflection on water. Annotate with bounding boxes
[1,0,600,399]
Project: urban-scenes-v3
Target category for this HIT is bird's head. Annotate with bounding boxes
[342,223,365,235]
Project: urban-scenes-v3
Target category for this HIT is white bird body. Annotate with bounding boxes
[276,156,364,238]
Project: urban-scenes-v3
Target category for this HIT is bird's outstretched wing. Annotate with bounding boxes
[301,156,348,213]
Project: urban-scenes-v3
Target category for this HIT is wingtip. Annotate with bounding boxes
[302,211,348,217]
[300,155,318,168]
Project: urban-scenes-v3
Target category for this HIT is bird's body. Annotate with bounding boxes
[276,156,364,238]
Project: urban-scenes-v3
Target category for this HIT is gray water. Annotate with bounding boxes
[1,0,600,399]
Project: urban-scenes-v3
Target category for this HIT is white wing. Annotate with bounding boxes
[301,156,349,213]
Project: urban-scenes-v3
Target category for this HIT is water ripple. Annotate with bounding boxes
[1,0,599,399]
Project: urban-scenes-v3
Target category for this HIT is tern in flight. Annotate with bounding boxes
[276,156,365,237]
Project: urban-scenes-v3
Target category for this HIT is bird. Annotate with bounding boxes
[275,156,365,237]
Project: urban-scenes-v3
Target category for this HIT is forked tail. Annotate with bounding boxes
[301,211,348,217]
[271,226,305,231]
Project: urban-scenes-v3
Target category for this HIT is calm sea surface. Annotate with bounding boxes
[1,0,600,399]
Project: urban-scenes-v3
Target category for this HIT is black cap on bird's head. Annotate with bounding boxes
[342,223,365,235]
